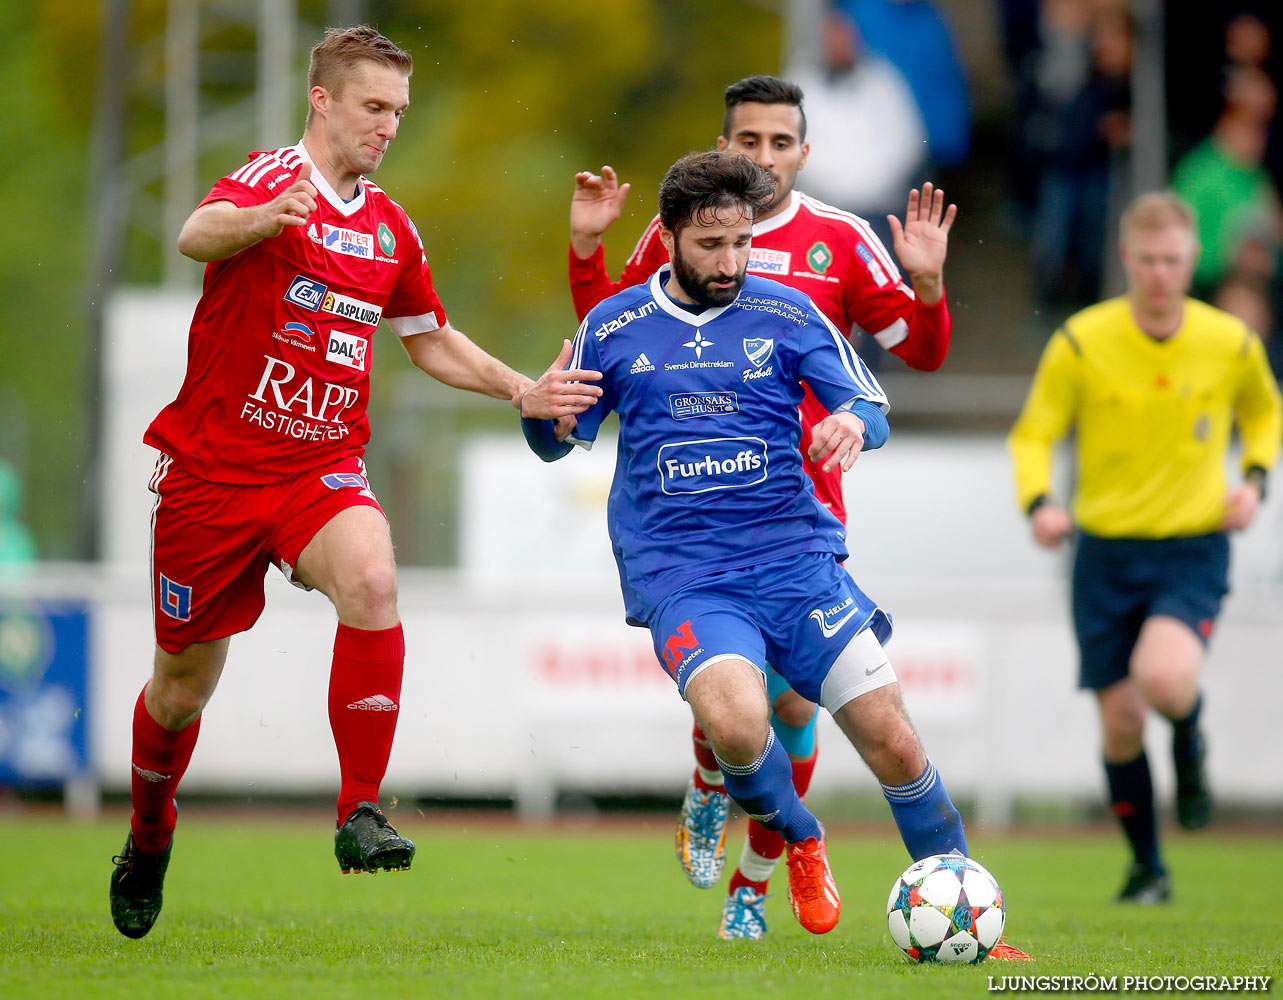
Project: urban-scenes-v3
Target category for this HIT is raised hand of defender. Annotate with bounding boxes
[259,161,318,239]
[520,339,604,420]
[888,183,956,300]
[808,410,866,474]
[570,166,632,257]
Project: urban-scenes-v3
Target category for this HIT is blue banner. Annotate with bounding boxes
[0,602,90,785]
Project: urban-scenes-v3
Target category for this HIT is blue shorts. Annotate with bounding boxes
[647,550,892,703]
[1072,531,1230,690]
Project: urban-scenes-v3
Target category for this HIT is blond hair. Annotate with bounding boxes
[305,26,412,128]
[1120,191,1197,243]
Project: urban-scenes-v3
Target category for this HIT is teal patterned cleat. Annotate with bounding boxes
[718,886,769,940]
[674,780,730,888]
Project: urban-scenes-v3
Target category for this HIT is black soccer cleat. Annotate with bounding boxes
[1115,862,1171,904]
[110,832,173,938]
[1174,734,1213,830]
[334,801,415,874]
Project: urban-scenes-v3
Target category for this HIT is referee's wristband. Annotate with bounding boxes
[1025,494,1049,517]
[1244,465,1269,502]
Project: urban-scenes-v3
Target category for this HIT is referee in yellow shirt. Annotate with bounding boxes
[1008,192,1282,904]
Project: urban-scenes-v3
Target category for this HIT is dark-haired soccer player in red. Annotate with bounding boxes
[109,25,600,940]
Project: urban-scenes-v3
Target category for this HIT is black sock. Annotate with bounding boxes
[1169,694,1204,767]
[1104,753,1163,871]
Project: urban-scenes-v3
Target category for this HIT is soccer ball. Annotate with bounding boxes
[886,854,1005,964]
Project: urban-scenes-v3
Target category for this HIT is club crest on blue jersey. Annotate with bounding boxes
[743,338,774,368]
[158,574,193,622]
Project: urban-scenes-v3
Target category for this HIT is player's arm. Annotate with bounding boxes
[1223,330,1283,530]
[1007,330,1080,547]
[569,169,666,321]
[570,166,631,260]
[886,184,955,371]
[887,183,955,308]
[521,323,612,461]
[177,162,317,262]
[794,310,891,471]
[841,186,956,372]
[808,403,890,473]
[401,323,602,418]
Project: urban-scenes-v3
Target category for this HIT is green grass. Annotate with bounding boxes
[1,812,1278,999]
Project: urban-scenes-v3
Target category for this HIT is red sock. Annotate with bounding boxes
[728,746,819,895]
[691,722,724,792]
[791,745,818,800]
[328,622,405,823]
[130,687,201,854]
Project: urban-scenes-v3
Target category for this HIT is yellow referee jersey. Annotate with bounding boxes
[1008,296,1282,538]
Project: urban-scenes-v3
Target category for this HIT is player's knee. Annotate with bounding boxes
[148,678,209,730]
[702,709,770,767]
[1132,668,1192,717]
[772,689,818,729]
[334,558,398,619]
[859,721,925,782]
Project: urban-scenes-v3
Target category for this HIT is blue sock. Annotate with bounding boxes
[1104,752,1163,870]
[715,730,823,844]
[881,760,968,860]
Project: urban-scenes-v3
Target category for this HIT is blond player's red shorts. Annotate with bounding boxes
[147,452,385,653]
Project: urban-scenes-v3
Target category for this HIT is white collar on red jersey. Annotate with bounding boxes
[751,190,802,237]
[295,142,368,218]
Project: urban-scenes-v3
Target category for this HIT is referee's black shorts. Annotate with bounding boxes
[1071,531,1230,691]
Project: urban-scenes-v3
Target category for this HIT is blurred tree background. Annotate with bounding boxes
[0,0,782,560]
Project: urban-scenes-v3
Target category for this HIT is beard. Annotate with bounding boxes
[671,243,746,307]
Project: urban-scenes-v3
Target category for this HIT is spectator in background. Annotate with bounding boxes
[836,0,971,171]
[0,461,35,572]
[1171,67,1283,299]
[787,9,928,251]
[1214,272,1283,380]
[1021,0,1133,311]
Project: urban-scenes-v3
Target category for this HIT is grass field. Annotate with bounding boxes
[1,810,1278,999]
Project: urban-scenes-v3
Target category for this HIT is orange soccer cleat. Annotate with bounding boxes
[785,834,841,934]
[988,938,1033,961]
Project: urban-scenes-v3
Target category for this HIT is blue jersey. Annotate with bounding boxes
[565,265,888,625]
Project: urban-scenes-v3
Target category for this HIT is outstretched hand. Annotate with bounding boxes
[570,166,631,258]
[520,339,604,420]
[259,160,317,239]
[808,410,866,474]
[887,182,956,304]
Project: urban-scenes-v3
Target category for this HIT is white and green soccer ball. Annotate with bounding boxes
[886,853,1006,964]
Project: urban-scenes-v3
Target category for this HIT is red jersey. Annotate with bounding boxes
[146,144,448,484]
[568,190,951,523]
